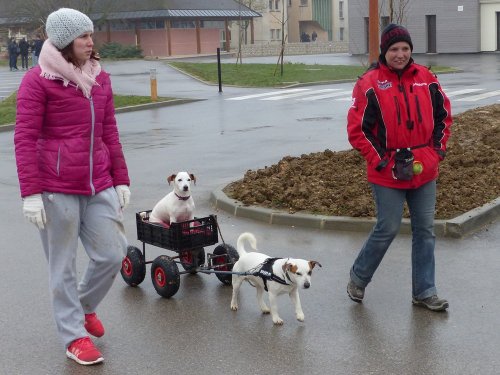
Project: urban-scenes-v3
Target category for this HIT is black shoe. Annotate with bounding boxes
[347,280,365,303]
[412,295,449,311]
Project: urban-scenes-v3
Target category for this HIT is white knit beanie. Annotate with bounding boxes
[45,8,94,50]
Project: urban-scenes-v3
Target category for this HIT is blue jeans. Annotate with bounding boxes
[350,180,437,300]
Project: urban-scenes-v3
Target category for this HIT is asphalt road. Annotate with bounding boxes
[0,53,499,375]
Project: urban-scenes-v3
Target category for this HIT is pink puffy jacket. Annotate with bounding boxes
[14,66,130,198]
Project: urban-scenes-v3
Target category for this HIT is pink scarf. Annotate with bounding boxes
[38,40,101,98]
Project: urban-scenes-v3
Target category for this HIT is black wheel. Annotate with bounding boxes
[212,244,239,285]
[121,246,146,286]
[151,255,180,298]
[179,248,206,273]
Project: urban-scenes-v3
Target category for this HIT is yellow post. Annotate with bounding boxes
[150,68,158,102]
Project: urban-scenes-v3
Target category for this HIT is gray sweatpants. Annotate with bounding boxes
[39,187,127,349]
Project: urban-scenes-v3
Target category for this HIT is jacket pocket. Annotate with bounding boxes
[412,146,439,179]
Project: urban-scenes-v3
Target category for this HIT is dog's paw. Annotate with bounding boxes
[272,317,284,325]
[230,304,238,311]
[296,313,305,322]
[260,306,270,314]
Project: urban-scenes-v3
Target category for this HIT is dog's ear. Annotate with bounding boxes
[189,173,196,185]
[167,174,176,185]
[309,260,322,270]
[283,262,297,274]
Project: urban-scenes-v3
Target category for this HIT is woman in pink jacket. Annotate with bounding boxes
[14,8,130,366]
[346,24,452,312]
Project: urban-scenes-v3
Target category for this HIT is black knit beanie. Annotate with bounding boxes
[380,23,413,56]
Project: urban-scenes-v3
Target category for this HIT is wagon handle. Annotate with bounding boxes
[214,215,225,245]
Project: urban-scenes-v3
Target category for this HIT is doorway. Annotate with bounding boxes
[497,12,500,51]
[426,15,436,53]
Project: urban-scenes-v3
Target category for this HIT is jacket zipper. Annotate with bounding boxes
[415,95,423,123]
[398,82,414,130]
[89,96,96,195]
[393,96,401,125]
[57,146,61,176]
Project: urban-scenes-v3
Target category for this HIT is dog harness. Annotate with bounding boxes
[175,193,190,201]
[255,258,291,291]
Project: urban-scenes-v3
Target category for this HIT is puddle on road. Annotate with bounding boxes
[234,125,273,133]
[297,117,333,122]
[120,128,183,149]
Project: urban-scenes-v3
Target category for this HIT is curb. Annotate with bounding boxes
[210,186,500,238]
[0,98,204,133]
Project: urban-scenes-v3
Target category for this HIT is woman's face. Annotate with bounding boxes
[72,32,94,65]
[385,41,411,70]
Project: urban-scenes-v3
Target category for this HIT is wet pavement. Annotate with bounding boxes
[0,54,499,374]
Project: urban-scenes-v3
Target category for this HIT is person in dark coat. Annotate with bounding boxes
[19,38,30,70]
[8,38,19,71]
[31,34,44,67]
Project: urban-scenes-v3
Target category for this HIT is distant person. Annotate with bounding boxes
[14,8,130,366]
[31,34,44,67]
[346,24,452,311]
[312,30,317,42]
[8,38,19,71]
[19,37,30,70]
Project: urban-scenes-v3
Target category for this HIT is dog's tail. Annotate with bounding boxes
[236,232,257,256]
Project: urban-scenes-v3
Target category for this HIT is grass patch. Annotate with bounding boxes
[0,92,17,125]
[0,93,174,126]
[170,62,456,87]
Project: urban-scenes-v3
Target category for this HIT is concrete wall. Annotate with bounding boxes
[234,40,348,56]
[348,0,481,54]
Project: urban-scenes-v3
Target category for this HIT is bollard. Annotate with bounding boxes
[217,48,222,93]
[150,68,158,102]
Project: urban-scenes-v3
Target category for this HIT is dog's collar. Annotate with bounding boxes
[175,193,190,201]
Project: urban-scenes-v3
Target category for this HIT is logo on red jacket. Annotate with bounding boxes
[377,80,392,90]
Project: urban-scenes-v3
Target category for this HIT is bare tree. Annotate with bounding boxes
[379,0,412,25]
[236,0,266,64]
[10,0,116,35]
[272,2,288,77]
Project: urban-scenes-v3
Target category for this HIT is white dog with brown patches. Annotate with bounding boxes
[149,172,196,225]
[230,232,321,325]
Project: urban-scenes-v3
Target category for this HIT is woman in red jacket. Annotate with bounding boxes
[346,24,452,311]
[14,8,131,365]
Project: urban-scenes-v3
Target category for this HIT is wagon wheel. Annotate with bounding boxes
[151,255,180,298]
[121,246,146,287]
[179,248,206,273]
[212,244,239,285]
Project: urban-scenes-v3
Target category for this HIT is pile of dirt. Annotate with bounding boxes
[224,104,500,220]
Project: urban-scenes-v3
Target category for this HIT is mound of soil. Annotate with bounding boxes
[224,104,500,220]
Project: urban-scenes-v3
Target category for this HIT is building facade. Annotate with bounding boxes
[348,0,500,54]
[232,0,348,46]
[0,0,261,57]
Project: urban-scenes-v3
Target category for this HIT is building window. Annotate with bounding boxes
[275,0,280,10]
[339,27,344,41]
[202,21,225,29]
[140,20,166,29]
[288,0,292,6]
[339,1,344,19]
[171,20,196,28]
[269,0,273,10]
[381,16,390,30]
[270,29,281,40]
[300,0,308,6]
[109,20,134,31]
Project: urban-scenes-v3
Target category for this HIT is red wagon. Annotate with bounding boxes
[121,211,239,298]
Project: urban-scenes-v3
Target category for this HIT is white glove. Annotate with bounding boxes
[23,194,46,230]
[115,185,131,210]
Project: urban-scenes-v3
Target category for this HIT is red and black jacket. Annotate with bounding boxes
[347,59,452,189]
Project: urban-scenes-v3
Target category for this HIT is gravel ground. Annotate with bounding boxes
[224,104,500,220]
